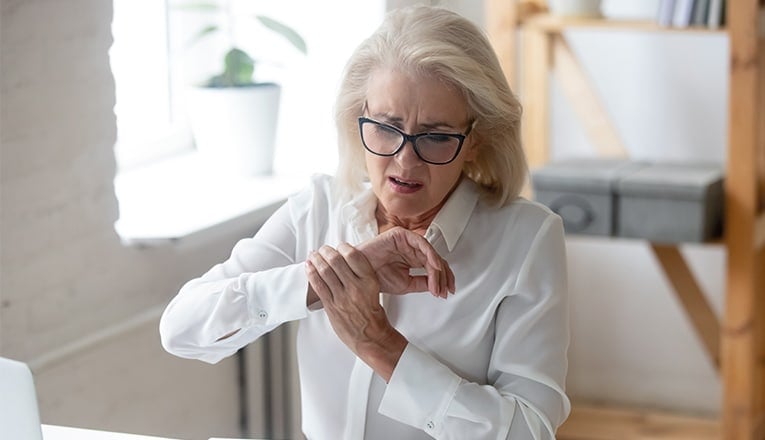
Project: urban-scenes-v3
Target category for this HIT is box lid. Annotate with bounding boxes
[532,159,644,194]
[616,162,724,200]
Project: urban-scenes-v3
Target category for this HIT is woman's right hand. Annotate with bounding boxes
[356,227,455,298]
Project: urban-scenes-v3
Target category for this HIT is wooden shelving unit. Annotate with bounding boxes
[485,1,765,439]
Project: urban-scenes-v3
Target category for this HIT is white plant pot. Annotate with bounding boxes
[186,84,281,176]
[548,0,602,17]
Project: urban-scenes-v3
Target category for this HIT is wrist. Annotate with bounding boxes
[306,284,320,307]
[355,241,382,271]
[357,327,408,383]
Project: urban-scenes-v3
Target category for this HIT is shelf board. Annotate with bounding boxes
[558,403,720,439]
[522,15,726,35]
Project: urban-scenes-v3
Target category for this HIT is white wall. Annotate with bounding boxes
[552,21,726,417]
[0,1,266,438]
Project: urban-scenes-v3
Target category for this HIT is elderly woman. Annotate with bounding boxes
[160,6,569,440]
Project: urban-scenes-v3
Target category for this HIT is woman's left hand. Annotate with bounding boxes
[305,243,407,380]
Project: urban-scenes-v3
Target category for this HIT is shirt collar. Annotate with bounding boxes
[341,183,378,240]
[340,177,480,252]
[428,177,479,252]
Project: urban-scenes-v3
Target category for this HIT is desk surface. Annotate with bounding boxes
[42,424,179,440]
[42,425,259,440]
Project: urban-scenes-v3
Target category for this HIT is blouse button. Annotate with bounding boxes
[426,421,435,430]
[257,310,268,320]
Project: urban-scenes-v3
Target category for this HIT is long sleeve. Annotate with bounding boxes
[377,214,570,439]
[159,184,316,364]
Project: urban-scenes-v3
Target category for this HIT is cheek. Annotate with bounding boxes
[364,154,387,181]
[431,164,465,195]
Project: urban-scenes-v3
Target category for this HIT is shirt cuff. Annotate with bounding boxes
[245,263,309,326]
[378,343,461,437]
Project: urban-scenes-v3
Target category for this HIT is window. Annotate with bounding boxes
[110,0,191,169]
[111,0,385,174]
[110,1,385,242]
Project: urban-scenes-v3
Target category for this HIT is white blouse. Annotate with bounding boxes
[160,174,570,440]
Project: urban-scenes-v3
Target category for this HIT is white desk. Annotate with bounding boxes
[42,425,259,440]
[42,424,179,440]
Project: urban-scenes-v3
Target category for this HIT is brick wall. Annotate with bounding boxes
[0,1,262,438]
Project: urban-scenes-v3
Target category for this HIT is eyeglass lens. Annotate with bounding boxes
[360,120,461,164]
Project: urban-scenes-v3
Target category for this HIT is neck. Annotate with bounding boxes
[375,204,441,236]
[375,176,465,235]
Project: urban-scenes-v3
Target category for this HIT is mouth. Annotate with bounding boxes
[388,176,424,191]
[389,176,422,187]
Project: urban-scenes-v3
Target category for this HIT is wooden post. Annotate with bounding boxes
[520,26,552,169]
[486,0,520,90]
[722,1,765,438]
[650,244,721,371]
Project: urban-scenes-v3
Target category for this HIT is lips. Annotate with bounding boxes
[390,176,421,187]
[388,176,423,192]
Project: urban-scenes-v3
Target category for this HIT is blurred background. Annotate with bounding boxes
[1,0,729,438]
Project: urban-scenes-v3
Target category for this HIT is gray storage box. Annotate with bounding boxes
[531,159,644,235]
[616,162,724,243]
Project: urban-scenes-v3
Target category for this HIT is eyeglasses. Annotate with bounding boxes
[357,117,473,165]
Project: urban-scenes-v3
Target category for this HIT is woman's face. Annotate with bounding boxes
[363,68,477,224]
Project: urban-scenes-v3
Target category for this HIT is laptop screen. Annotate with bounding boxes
[0,357,44,440]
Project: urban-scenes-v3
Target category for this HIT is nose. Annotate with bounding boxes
[394,139,423,169]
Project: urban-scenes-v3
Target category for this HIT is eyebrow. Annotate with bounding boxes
[369,111,459,132]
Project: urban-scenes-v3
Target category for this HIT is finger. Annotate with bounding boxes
[305,258,333,304]
[316,245,359,286]
[407,274,431,294]
[434,257,454,297]
[446,261,456,294]
[308,249,346,295]
[394,230,451,297]
[337,242,375,278]
[437,259,448,298]
[402,231,446,275]
[426,263,446,298]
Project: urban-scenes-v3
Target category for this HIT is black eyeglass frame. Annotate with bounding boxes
[357,116,474,165]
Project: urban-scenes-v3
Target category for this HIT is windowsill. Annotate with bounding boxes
[114,152,310,247]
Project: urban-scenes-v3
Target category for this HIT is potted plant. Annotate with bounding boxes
[177,1,307,176]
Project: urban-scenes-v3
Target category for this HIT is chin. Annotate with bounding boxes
[389,200,432,218]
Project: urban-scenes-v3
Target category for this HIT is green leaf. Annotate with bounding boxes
[207,47,255,87]
[187,24,220,46]
[255,15,308,54]
[171,1,220,12]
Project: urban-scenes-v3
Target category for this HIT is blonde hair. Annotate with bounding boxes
[334,5,526,207]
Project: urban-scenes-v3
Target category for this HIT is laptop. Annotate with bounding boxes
[0,356,235,439]
[0,356,44,440]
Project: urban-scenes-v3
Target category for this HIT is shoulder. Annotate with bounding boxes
[465,196,564,259]
[285,173,340,219]
[289,173,336,204]
[480,196,561,232]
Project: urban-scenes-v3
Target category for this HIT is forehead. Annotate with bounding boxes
[365,68,469,123]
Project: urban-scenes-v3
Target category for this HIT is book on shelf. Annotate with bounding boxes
[691,0,711,26]
[707,0,725,29]
[657,0,726,29]
[657,0,677,26]
[672,0,695,27]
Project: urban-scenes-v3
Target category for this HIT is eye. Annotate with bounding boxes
[374,123,400,138]
[424,134,454,144]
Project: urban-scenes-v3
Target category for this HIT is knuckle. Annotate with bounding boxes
[325,251,343,265]
[339,243,359,258]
